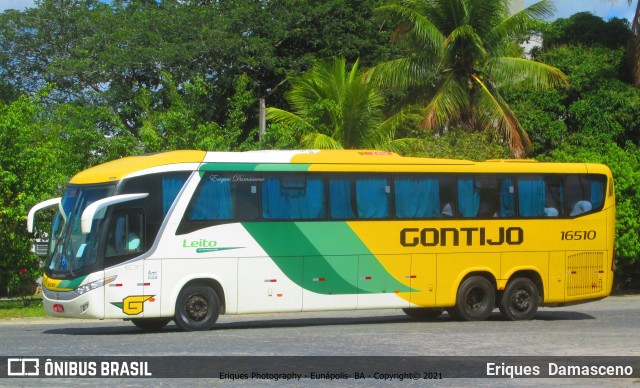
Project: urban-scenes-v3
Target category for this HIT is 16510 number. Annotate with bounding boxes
[561,230,596,240]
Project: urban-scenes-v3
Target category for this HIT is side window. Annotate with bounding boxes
[262,175,326,220]
[355,175,390,219]
[329,176,355,219]
[121,172,190,247]
[517,176,546,217]
[543,175,564,217]
[458,176,514,218]
[162,174,189,215]
[186,174,260,221]
[394,175,441,218]
[566,175,606,217]
[104,210,144,265]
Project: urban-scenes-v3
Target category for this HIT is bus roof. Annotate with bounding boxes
[69,149,611,184]
[70,150,207,184]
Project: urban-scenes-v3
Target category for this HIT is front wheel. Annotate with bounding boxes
[174,284,220,331]
[453,276,495,321]
[499,278,539,321]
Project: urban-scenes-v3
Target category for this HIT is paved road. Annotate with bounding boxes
[1,295,639,386]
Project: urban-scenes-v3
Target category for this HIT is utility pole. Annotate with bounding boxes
[259,98,266,147]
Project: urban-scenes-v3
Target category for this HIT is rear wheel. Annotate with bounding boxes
[453,276,495,321]
[402,308,444,320]
[499,278,539,321]
[174,284,220,331]
[131,318,171,331]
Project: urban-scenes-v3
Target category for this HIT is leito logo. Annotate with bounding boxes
[7,358,40,376]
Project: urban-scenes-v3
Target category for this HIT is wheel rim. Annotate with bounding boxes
[510,289,531,313]
[466,287,487,312]
[185,294,209,321]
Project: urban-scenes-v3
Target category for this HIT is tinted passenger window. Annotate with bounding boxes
[355,175,390,218]
[565,175,606,217]
[262,175,325,220]
[187,174,260,221]
[393,175,456,218]
[458,176,514,218]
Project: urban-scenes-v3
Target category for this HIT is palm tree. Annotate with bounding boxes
[266,57,418,152]
[373,0,569,156]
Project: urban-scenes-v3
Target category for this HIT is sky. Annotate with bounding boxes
[0,0,638,21]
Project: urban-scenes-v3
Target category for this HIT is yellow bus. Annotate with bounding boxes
[27,150,615,331]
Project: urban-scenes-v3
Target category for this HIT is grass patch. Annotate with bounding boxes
[0,297,47,319]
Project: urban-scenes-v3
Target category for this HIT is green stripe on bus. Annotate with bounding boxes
[60,276,88,290]
[241,222,413,294]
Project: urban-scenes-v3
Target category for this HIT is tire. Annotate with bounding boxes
[402,308,444,320]
[499,278,539,321]
[174,284,220,331]
[453,276,495,321]
[131,318,171,331]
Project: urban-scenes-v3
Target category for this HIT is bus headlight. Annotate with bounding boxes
[74,276,116,295]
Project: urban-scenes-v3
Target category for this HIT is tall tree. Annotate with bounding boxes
[0,0,393,147]
[266,57,418,152]
[605,0,640,86]
[373,0,568,156]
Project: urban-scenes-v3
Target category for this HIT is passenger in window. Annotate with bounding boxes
[441,203,453,217]
[544,207,559,217]
[570,200,592,216]
[479,197,499,218]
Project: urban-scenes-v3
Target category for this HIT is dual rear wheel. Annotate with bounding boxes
[404,276,540,322]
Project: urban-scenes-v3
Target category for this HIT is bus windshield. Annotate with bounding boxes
[46,185,115,278]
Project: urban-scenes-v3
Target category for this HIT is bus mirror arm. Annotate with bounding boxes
[27,197,62,233]
[80,193,149,235]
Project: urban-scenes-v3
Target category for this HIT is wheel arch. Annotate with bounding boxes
[167,276,227,316]
[461,271,498,291]
[444,269,498,308]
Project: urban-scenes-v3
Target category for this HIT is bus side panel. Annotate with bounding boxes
[435,253,501,307]
[409,254,437,307]
[357,254,411,309]
[104,264,144,319]
[547,251,566,303]
[237,256,302,314]
[160,257,238,316]
[302,255,358,312]
[500,251,548,297]
[143,257,162,317]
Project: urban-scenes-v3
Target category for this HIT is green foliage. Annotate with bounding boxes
[543,12,631,49]
[0,94,66,296]
[506,88,568,155]
[0,297,47,317]
[407,129,510,161]
[535,46,627,94]
[510,45,640,153]
[0,0,393,147]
